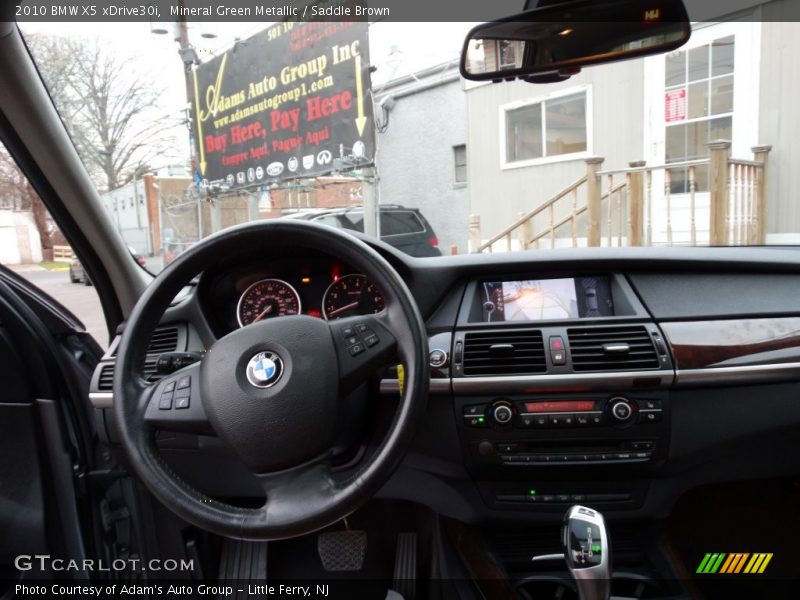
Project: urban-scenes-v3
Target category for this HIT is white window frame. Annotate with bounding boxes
[453,144,467,185]
[499,84,593,170]
[644,21,761,168]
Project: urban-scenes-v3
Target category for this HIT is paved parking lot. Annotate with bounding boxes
[18,269,109,349]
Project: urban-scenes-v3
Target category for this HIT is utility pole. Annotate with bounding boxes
[174,3,221,235]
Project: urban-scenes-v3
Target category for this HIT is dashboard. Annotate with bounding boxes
[91,243,800,526]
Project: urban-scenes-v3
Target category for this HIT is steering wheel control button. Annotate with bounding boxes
[177,375,191,390]
[364,334,379,348]
[163,380,176,393]
[342,326,355,338]
[429,348,448,368]
[245,351,284,388]
[348,343,365,356]
[174,394,190,409]
[159,394,173,410]
[355,323,369,333]
[345,335,359,346]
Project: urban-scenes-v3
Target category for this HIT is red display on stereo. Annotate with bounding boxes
[524,400,596,413]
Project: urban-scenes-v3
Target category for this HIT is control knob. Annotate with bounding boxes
[608,397,633,422]
[492,401,514,425]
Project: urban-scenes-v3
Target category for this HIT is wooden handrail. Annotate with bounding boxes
[528,181,626,246]
[596,158,709,177]
[474,142,771,253]
[477,176,587,252]
[728,158,764,168]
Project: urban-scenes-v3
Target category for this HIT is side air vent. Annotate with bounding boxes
[567,326,659,372]
[463,330,546,376]
[146,326,179,354]
[97,364,115,391]
[96,326,181,390]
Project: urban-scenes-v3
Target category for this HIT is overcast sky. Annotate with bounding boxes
[20,20,475,113]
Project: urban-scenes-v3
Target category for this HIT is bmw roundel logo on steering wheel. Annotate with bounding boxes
[246,351,284,388]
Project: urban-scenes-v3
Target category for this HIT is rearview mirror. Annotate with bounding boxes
[460,0,691,83]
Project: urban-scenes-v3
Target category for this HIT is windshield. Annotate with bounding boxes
[16,7,795,269]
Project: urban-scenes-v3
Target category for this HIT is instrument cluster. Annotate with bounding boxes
[199,254,386,335]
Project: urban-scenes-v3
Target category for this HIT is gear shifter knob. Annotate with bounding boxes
[562,505,611,600]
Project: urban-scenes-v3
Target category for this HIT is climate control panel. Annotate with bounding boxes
[462,395,664,429]
[457,392,669,473]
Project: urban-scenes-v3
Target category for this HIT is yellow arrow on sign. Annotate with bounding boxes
[192,66,207,175]
[354,54,367,137]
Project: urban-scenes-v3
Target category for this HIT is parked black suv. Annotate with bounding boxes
[284,205,443,257]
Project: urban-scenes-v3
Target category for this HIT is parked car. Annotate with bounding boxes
[284,204,443,257]
[70,245,146,285]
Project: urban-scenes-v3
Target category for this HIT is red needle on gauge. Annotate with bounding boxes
[252,304,274,322]
[327,300,360,317]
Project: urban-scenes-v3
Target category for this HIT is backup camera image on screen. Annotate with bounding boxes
[482,277,613,322]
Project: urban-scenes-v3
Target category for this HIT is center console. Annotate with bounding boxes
[447,274,675,513]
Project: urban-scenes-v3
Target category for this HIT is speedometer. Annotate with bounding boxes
[237,278,301,327]
[322,274,385,320]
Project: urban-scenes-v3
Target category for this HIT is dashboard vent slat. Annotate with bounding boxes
[567,326,659,372]
[463,330,546,376]
[96,326,181,390]
[97,364,115,391]
[146,326,179,354]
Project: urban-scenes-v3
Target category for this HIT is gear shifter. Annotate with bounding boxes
[562,505,611,600]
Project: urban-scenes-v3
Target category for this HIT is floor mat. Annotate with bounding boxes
[266,501,425,598]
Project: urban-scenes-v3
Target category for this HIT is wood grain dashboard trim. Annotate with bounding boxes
[661,317,800,370]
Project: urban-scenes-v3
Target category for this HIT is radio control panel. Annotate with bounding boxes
[457,393,669,471]
[462,396,664,429]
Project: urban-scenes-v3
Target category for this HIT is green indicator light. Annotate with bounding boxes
[478,417,485,423]
[591,544,602,553]
[528,489,537,495]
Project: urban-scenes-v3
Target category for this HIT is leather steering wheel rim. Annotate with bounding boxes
[113,220,429,540]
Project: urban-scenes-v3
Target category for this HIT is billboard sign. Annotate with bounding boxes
[191,20,374,189]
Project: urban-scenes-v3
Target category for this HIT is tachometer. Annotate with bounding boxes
[323,274,385,320]
[237,278,301,327]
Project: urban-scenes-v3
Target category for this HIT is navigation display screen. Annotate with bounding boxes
[481,277,613,322]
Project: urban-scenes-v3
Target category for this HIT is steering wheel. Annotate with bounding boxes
[113,221,429,540]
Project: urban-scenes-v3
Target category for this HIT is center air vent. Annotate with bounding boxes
[567,326,659,372]
[463,330,546,376]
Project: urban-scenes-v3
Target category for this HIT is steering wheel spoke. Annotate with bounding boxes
[142,362,214,435]
[327,313,397,393]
